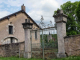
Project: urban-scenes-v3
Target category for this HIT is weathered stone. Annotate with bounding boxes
[0,42,24,57]
[22,19,33,58]
[64,34,80,56]
[53,9,67,58]
[24,29,31,58]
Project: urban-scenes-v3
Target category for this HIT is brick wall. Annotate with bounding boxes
[64,34,80,56]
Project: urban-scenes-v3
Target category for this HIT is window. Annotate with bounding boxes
[35,30,37,39]
[9,26,13,34]
[3,37,18,44]
[10,37,18,43]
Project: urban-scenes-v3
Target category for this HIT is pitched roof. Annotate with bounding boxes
[0,10,41,29]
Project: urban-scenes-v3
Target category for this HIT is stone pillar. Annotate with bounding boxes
[22,19,33,58]
[53,10,67,58]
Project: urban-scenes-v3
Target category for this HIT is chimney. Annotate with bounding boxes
[21,4,25,11]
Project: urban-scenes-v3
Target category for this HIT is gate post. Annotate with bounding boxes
[53,10,67,58]
[22,19,33,58]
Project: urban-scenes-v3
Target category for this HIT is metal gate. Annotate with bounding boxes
[30,16,58,59]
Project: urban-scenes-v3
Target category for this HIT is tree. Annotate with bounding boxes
[76,1,80,33]
[54,1,80,36]
[76,1,80,22]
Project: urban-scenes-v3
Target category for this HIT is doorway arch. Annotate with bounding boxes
[3,37,18,44]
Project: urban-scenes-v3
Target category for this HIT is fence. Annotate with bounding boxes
[30,29,58,59]
[31,41,58,59]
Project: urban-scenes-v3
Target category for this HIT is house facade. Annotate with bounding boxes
[0,5,41,45]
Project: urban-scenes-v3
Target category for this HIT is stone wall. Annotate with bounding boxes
[0,42,24,57]
[64,34,80,56]
[0,41,41,57]
[0,41,57,58]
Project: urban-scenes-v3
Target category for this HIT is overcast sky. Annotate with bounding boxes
[0,0,79,26]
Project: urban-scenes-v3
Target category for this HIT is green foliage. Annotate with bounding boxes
[61,1,79,36]
[76,1,80,33]
[44,40,58,48]
[54,8,60,15]
[40,34,58,48]
[54,1,80,36]
[76,1,80,22]
[52,34,57,40]
[43,34,48,43]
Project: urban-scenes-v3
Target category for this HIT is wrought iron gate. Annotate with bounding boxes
[30,16,58,59]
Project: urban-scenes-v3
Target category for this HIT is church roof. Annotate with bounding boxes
[0,10,41,29]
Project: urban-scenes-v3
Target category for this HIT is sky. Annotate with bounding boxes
[0,0,79,27]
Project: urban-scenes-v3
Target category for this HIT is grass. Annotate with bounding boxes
[51,56,80,60]
[0,57,42,60]
[0,56,80,60]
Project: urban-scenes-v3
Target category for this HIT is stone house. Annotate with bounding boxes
[0,4,41,45]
